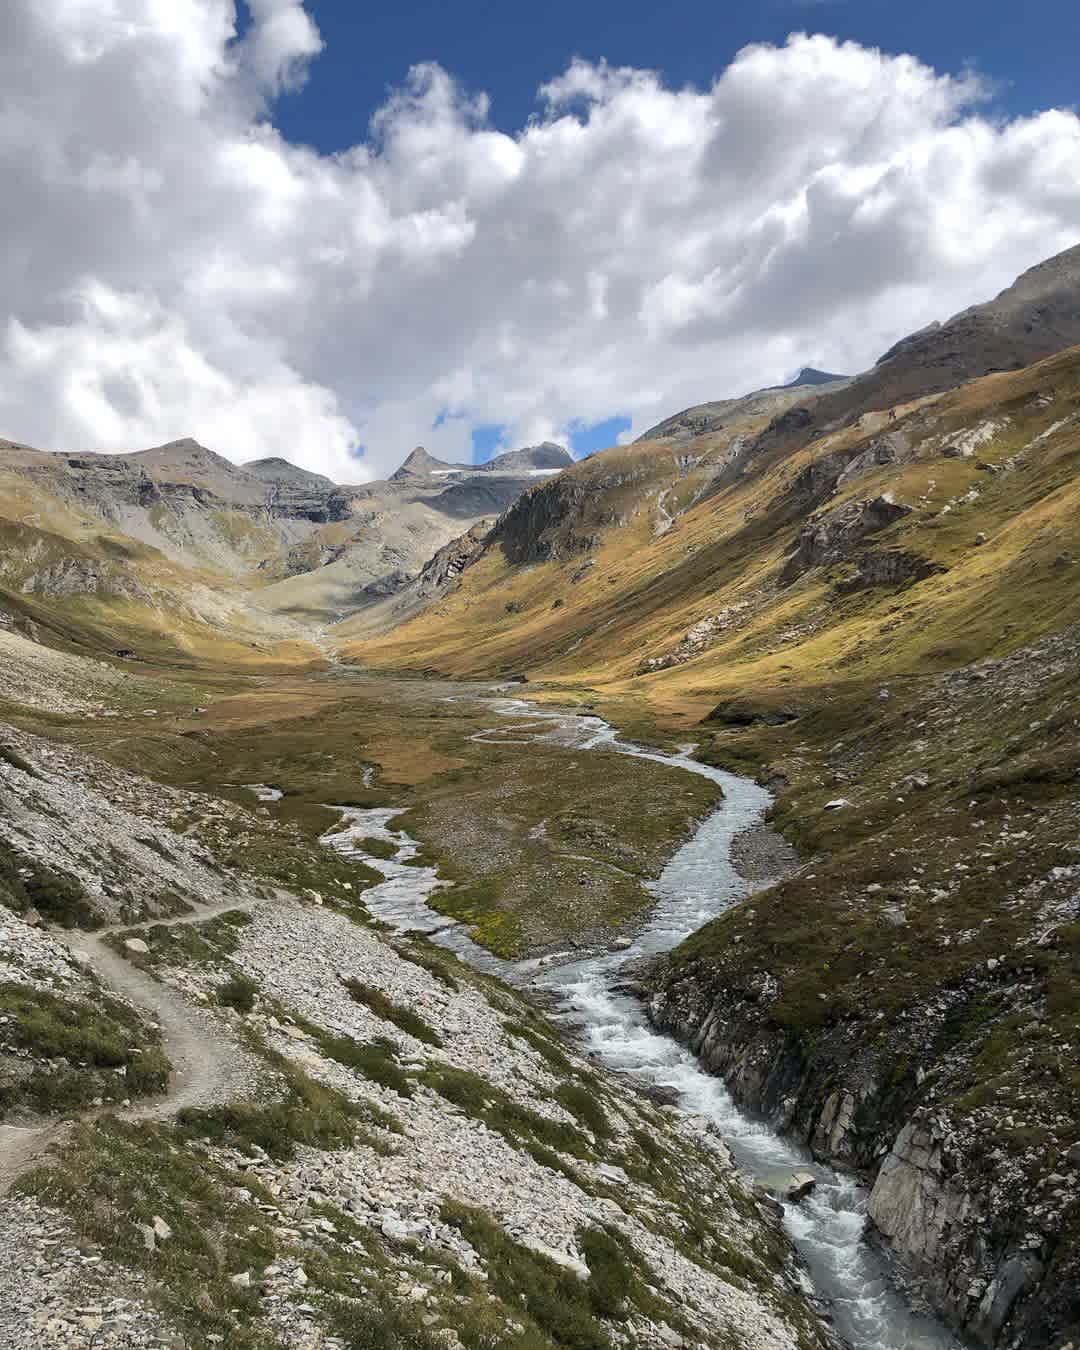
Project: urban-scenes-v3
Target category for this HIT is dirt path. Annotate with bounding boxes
[0,899,265,1195]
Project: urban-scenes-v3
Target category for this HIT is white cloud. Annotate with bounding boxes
[0,7,1078,482]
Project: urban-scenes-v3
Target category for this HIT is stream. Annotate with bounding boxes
[322,698,960,1350]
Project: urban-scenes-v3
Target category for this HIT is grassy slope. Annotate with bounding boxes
[346,350,1080,1344]
[349,349,1080,714]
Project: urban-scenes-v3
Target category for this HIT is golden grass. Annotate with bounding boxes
[348,346,1080,734]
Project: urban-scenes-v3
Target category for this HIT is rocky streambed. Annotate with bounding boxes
[325,699,961,1350]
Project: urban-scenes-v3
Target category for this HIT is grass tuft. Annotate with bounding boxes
[343,979,443,1046]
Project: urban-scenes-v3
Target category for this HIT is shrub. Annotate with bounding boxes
[393,940,460,991]
[441,1200,610,1350]
[0,983,170,1116]
[0,743,39,778]
[356,835,399,861]
[322,1293,443,1350]
[217,973,258,1013]
[421,1064,592,1160]
[555,1082,611,1140]
[0,842,101,929]
[316,1032,414,1100]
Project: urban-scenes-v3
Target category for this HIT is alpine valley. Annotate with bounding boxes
[2,245,1079,1350]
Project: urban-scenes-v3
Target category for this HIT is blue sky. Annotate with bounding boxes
[270,0,1079,147]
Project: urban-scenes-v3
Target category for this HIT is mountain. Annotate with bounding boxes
[388,445,469,481]
[751,243,1080,465]
[0,431,571,650]
[390,442,574,480]
[767,366,849,390]
[243,456,337,490]
[347,245,1080,1348]
[481,441,574,473]
[638,367,850,442]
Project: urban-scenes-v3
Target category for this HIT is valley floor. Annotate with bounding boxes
[0,645,835,1350]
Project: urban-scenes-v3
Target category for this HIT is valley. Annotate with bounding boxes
[1,244,1080,1350]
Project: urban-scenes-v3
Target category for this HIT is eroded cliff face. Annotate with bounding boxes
[640,618,1080,1350]
[645,977,1078,1350]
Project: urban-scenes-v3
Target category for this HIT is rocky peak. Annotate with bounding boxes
[243,457,336,491]
[782,367,849,388]
[390,446,465,481]
[482,442,573,473]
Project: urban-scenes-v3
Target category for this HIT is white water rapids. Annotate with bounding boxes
[322,698,961,1350]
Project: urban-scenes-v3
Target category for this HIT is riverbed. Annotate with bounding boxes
[322,698,960,1350]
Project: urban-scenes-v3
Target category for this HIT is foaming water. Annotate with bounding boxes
[322,698,959,1350]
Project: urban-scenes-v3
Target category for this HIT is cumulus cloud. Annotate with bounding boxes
[0,5,1078,481]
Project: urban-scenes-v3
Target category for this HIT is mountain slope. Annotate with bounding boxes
[750,242,1080,466]
[638,367,851,443]
[0,432,568,650]
[345,265,1080,1347]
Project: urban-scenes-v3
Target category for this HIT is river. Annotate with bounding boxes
[322,697,960,1350]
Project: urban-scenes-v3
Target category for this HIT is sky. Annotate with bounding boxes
[0,2,1078,481]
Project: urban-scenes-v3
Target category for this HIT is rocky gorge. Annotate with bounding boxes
[642,624,1080,1349]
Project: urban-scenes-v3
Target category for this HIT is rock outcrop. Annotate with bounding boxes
[781,495,912,582]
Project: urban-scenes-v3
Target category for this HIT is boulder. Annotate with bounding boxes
[786,1172,818,1202]
[124,937,150,956]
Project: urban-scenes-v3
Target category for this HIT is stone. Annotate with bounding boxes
[786,1172,817,1202]
[123,938,150,956]
[229,1272,251,1289]
[824,798,852,810]
[151,1216,172,1243]
[381,1216,425,1244]
[657,1327,685,1347]
[519,1238,589,1281]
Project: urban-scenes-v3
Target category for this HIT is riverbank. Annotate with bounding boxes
[1,684,834,1350]
[340,696,960,1350]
